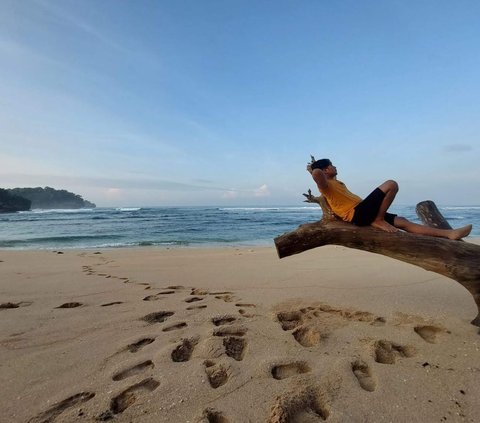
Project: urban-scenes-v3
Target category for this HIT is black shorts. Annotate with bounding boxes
[351,188,397,226]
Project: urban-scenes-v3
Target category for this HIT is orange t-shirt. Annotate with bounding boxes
[319,179,361,222]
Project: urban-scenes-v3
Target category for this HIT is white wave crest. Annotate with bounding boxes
[115,207,141,212]
[441,206,480,210]
[22,208,94,214]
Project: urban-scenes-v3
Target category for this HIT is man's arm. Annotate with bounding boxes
[306,164,328,191]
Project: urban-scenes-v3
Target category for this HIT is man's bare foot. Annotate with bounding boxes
[448,224,472,240]
[371,220,399,233]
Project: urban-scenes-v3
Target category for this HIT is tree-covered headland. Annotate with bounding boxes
[0,189,32,213]
[0,187,96,212]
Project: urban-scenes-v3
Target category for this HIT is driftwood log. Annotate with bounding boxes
[274,193,480,326]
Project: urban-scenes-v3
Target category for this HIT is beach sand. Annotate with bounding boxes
[1,246,479,422]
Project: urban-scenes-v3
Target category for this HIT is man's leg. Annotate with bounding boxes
[371,180,399,233]
[394,217,472,240]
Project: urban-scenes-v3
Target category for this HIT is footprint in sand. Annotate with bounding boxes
[101,301,123,307]
[238,309,256,317]
[236,303,256,317]
[82,265,94,275]
[268,387,330,423]
[210,292,234,302]
[143,295,161,301]
[271,362,311,380]
[215,295,234,302]
[414,325,444,344]
[191,288,209,295]
[276,304,388,350]
[187,304,208,310]
[276,310,326,347]
[102,378,160,417]
[127,337,155,353]
[370,317,387,326]
[55,302,83,309]
[276,311,304,331]
[141,311,174,324]
[28,392,95,423]
[162,322,187,332]
[185,296,204,303]
[203,360,230,388]
[351,359,377,392]
[171,337,199,362]
[312,304,383,324]
[213,326,247,337]
[292,325,326,347]
[374,340,416,364]
[223,336,247,361]
[212,316,237,326]
[112,360,154,381]
[0,301,32,309]
[277,304,385,333]
[198,408,229,423]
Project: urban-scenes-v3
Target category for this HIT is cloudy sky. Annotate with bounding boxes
[1,0,479,206]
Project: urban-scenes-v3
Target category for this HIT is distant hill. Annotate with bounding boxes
[6,187,96,210]
[0,188,32,213]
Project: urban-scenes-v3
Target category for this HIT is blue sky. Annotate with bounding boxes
[1,0,479,206]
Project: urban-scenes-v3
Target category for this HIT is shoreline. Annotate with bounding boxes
[1,246,479,421]
[0,233,478,252]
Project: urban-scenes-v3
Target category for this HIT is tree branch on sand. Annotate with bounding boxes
[274,197,480,327]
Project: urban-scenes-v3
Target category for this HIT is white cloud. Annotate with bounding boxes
[254,184,270,197]
[222,190,238,199]
[105,188,123,200]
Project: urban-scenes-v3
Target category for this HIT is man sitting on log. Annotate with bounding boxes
[307,158,472,240]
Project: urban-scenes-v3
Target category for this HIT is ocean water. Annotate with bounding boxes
[0,205,479,250]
